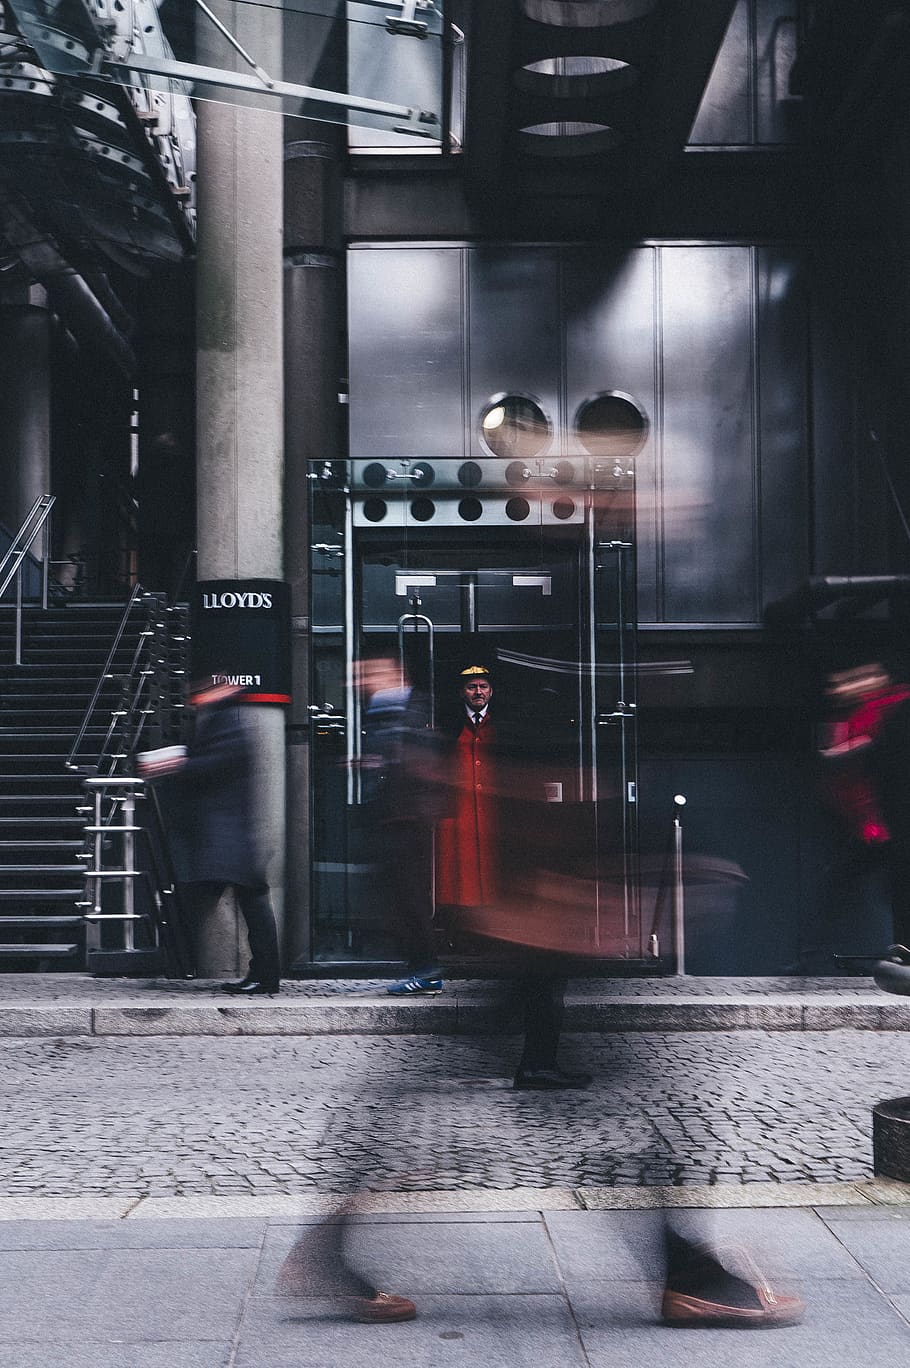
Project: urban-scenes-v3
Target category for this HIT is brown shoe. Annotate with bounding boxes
[661,1285,804,1327]
[351,1291,417,1323]
[662,1237,804,1328]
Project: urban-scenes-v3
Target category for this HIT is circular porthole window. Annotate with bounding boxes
[576,393,648,459]
[514,56,638,101]
[480,395,551,461]
[517,121,622,159]
[410,497,435,522]
[521,1,658,24]
[552,498,576,520]
[362,498,387,523]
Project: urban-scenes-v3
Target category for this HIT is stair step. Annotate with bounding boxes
[0,944,80,957]
[0,778,79,788]
[0,916,83,928]
[0,864,85,874]
[0,760,79,771]
[0,889,84,899]
[0,818,85,827]
[0,840,83,849]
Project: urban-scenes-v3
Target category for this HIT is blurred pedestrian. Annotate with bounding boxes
[354,656,445,995]
[438,664,591,1089]
[138,679,281,995]
[819,662,910,955]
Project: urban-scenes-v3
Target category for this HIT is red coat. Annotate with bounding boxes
[821,686,910,844]
[436,712,500,907]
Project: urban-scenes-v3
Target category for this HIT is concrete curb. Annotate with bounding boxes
[0,1180,908,1220]
[0,991,905,1036]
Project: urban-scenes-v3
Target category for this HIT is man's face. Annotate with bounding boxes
[461,678,492,710]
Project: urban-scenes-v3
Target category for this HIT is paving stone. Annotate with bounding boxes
[816,1217,910,1292]
[0,1218,266,1249]
[0,1348,229,1368]
[0,1247,259,1341]
[574,1277,910,1368]
[545,1208,863,1288]
[579,1182,874,1209]
[256,1219,563,1296]
[235,1293,588,1368]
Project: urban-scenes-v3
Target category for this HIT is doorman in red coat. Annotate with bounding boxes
[436,666,499,910]
[437,665,591,1090]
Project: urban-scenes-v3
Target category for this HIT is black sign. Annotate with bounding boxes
[191,579,291,704]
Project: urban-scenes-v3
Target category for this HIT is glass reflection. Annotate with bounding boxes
[577,393,648,459]
[480,396,551,460]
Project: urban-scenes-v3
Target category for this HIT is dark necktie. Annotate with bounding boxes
[473,711,483,727]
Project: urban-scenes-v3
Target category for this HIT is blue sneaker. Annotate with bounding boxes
[387,974,443,996]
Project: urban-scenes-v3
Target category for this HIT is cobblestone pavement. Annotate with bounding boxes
[3,1028,909,1198]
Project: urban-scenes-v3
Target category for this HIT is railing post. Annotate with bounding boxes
[41,502,51,611]
[123,787,136,951]
[14,563,23,667]
[673,793,687,976]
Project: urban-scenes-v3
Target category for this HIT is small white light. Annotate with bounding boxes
[673,794,687,806]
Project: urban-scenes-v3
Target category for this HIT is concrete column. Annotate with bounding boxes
[195,63,285,974]
[0,286,52,534]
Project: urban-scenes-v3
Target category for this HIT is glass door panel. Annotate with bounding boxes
[308,458,644,965]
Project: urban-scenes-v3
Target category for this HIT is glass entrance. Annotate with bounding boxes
[307,453,643,967]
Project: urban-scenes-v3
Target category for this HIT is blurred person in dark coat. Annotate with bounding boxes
[354,656,445,995]
[138,679,281,995]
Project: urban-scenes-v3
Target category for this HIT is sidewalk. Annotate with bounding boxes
[6,974,910,1363]
[4,1192,910,1366]
[0,971,905,1037]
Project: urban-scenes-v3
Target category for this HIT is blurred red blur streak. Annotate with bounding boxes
[458,855,748,957]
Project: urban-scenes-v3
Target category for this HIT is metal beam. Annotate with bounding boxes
[104,52,419,123]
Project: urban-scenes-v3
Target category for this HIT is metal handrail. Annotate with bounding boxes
[0,493,55,664]
[79,775,194,977]
[65,583,146,772]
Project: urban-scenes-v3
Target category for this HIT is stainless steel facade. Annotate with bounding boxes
[349,242,815,626]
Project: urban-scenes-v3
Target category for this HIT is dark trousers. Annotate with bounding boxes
[187,881,280,984]
[517,974,567,1071]
[891,838,910,948]
[382,820,439,973]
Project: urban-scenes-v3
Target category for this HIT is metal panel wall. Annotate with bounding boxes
[809,249,891,577]
[563,247,658,618]
[348,247,465,459]
[346,242,823,625]
[756,247,809,604]
[467,248,561,460]
[659,245,758,623]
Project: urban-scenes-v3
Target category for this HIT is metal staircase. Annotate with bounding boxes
[0,602,150,965]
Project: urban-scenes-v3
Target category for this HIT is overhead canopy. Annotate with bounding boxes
[5,0,444,144]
